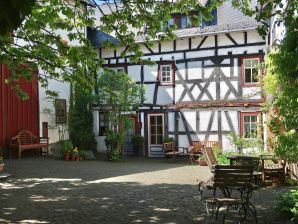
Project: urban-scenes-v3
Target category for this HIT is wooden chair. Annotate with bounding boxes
[163,141,182,160]
[260,155,286,185]
[187,141,204,164]
[203,147,218,171]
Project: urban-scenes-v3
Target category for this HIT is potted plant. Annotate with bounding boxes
[0,157,4,173]
[163,136,175,143]
[198,156,208,166]
[61,140,73,161]
[131,135,144,158]
[72,147,79,161]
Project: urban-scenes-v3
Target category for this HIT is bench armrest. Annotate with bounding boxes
[39,137,49,144]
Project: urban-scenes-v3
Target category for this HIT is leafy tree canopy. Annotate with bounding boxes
[0,0,296,99]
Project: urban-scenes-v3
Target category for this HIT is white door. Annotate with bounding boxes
[148,114,164,157]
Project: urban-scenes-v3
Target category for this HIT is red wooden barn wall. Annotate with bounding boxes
[0,64,39,155]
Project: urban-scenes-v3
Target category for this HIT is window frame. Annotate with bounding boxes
[104,64,127,74]
[241,56,263,86]
[98,111,109,136]
[55,99,67,124]
[240,111,262,139]
[158,61,175,86]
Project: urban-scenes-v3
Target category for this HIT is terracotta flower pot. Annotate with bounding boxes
[0,164,4,173]
[64,152,70,161]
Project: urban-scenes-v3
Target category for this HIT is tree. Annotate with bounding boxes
[0,0,222,99]
[95,69,144,160]
[262,14,298,161]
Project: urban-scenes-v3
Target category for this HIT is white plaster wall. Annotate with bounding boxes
[211,111,218,131]
[200,36,215,48]
[243,87,262,100]
[218,45,265,56]
[39,80,70,144]
[182,111,196,132]
[176,38,188,51]
[102,48,114,58]
[199,111,212,131]
[127,65,141,82]
[247,30,265,43]
[168,112,175,132]
[144,65,158,82]
[178,135,189,149]
[174,84,184,102]
[139,44,151,54]
[188,61,202,79]
[178,117,186,132]
[156,86,173,105]
[161,41,174,52]
[176,63,186,80]
[186,50,214,59]
[230,32,245,45]
[218,34,234,46]
[144,84,155,104]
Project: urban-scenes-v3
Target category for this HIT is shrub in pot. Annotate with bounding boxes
[163,137,175,143]
[198,156,208,166]
[61,140,73,161]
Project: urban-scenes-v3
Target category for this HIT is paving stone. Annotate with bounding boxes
[0,157,293,223]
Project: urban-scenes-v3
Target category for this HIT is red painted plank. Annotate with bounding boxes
[0,64,39,154]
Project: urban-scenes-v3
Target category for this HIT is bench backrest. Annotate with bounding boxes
[213,165,254,188]
[17,130,37,145]
[190,141,203,154]
[163,141,176,153]
[201,141,222,149]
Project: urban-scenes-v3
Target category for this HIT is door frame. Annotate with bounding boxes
[147,113,164,157]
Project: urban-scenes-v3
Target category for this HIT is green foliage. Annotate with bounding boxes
[131,135,145,147]
[0,0,98,98]
[226,132,263,154]
[213,146,230,165]
[104,130,123,161]
[69,86,97,152]
[276,189,298,221]
[163,137,175,143]
[60,140,73,154]
[0,0,36,35]
[263,14,298,161]
[96,69,144,160]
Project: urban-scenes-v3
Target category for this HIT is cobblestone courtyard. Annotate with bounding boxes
[0,157,291,223]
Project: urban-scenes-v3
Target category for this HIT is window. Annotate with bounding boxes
[55,99,67,124]
[242,57,260,85]
[112,67,125,73]
[163,11,216,30]
[240,112,261,139]
[149,115,163,144]
[98,112,109,136]
[158,63,174,85]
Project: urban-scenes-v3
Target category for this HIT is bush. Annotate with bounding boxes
[131,135,144,147]
[276,189,298,221]
[163,137,174,143]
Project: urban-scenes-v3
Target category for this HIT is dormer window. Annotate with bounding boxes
[162,10,217,30]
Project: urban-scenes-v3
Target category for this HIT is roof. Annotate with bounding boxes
[87,27,119,48]
[135,20,260,42]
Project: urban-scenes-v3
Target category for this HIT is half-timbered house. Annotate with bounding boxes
[91,1,267,157]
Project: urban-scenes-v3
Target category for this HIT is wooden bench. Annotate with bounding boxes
[8,130,49,159]
[199,165,258,223]
[261,155,286,185]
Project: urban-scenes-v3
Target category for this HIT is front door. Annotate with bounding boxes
[124,117,136,156]
[148,114,164,157]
